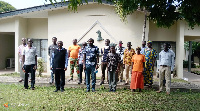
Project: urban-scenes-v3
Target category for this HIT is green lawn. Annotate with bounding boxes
[0,83,200,111]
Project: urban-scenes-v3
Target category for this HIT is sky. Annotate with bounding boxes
[2,0,62,9]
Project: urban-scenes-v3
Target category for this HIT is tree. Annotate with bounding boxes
[46,0,200,29]
[0,1,16,13]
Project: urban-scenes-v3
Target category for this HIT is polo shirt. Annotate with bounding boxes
[23,46,37,65]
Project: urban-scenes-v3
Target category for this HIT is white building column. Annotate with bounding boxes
[176,21,185,78]
[15,17,27,72]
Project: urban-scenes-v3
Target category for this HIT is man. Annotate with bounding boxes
[107,43,120,92]
[68,39,81,82]
[78,42,87,84]
[100,39,110,85]
[22,39,37,90]
[18,38,27,82]
[123,42,135,85]
[48,37,58,84]
[140,41,146,55]
[83,38,99,92]
[116,41,126,82]
[157,43,175,95]
[51,41,68,92]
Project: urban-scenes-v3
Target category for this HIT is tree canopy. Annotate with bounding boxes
[0,1,16,13]
[47,0,200,29]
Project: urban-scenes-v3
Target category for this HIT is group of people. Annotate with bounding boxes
[18,37,175,94]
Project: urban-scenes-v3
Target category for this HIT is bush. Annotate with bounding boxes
[183,60,196,68]
[37,57,45,77]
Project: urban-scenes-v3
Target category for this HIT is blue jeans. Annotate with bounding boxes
[85,65,96,90]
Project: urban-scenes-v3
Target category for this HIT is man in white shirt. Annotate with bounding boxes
[157,43,175,95]
[22,39,37,90]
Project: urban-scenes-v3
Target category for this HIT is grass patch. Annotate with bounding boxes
[0,72,19,77]
[0,83,200,110]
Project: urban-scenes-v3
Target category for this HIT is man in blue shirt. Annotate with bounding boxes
[83,38,99,92]
[157,43,175,95]
[51,41,68,92]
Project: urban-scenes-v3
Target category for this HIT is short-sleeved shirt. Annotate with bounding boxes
[78,47,85,64]
[23,46,37,65]
[132,54,145,72]
[83,45,99,66]
[123,48,135,65]
[48,44,58,58]
[107,53,120,71]
[101,46,110,62]
[116,46,126,63]
[18,44,26,62]
[68,45,81,59]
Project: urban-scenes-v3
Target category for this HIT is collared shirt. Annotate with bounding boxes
[51,48,68,68]
[101,46,110,62]
[107,53,120,71]
[140,46,147,55]
[159,50,175,71]
[83,45,99,66]
[18,44,26,62]
[48,44,58,58]
[116,46,126,63]
[123,48,135,65]
[68,45,81,59]
[22,46,37,65]
[78,47,85,64]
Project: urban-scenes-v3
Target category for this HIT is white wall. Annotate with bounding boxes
[0,18,15,32]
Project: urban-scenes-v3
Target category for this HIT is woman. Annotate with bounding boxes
[144,40,157,87]
[130,47,145,92]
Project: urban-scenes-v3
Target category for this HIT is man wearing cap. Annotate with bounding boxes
[123,42,135,85]
[116,41,126,82]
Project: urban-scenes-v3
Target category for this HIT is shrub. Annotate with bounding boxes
[37,57,45,77]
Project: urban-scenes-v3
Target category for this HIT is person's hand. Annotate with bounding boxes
[83,64,86,70]
[96,64,99,69]
[33,65,37,70]
[50,67,53,70]
[123,64,125,69]
[64,67,67,71]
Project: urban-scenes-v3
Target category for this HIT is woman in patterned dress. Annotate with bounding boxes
[143,40,157,87]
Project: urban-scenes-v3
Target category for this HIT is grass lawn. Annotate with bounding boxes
[0,83,200,111]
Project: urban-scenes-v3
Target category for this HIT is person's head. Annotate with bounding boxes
[22,38,26,45]
[163,43,170,51]
[57,41,63,48]
[136,47,141,54]
[105,39,110,46]
[88,38,94,46]
[142,41,146,47]
[27,39,33,47]
[73,39,77,45]
[82,42,87,47]
[119,41,123,47]
[127,42,132,49]
[110,43,116,53]
[147,40,152,48]
[52,37,57,44]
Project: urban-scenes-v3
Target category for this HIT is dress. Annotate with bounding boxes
[130,54,145,89]
[143,48,157,85]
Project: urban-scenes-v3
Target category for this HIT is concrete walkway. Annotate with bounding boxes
[0,69,200,91]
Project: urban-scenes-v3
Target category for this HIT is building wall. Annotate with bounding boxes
[185,23,200,36]
[0,34,15,69]
[149,21,177,41]
[0,18,15,32]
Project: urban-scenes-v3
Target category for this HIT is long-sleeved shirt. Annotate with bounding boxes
[51,48,68,68]
[159,50,175,71]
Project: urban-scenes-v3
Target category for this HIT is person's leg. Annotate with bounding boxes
[113,71,116,91]
[165,67,171,94]
[60,69,65,91]
[79,64,83,83]
[69,58,75,80]
[75,58,80,80]
[55,69,61,90]
[50,58,54,83]
[91,66,96,91]
[119,64,124,82]
[125,65,129,84]
[30,64,36,89]
[24,65,30,88]
[85,65,91,91]
[19,61,25,82]
[108,71,112,91]
[100,63,106,84]
[158,66,165,92]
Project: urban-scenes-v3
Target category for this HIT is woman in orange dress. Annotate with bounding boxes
[130,47,146,92]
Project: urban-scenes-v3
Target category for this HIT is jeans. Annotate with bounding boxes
[79,64,86,83]
[85,65,96,90]
[24,64,36,88]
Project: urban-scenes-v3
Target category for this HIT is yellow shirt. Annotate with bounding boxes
[123,48,135,65]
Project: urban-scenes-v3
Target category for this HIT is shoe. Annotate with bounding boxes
[24,87,28,89]
[31,87,35,90]
[49,81,53,84]
[166,92,170,95]
[124,83,128,85]
[84,81,86,85]
[156,91,162,93]
[92,89,95,92]
[120,80,122,82]
[19,79,23,82]
[109,89,112,92]
[61,89,65,92]
[78,81,81,84]
[113,90,116,92]
[29,79,32,82]
[85,89,90,92]
[100,81,104,85]
[54,89,59,92]
[68,78,73,82]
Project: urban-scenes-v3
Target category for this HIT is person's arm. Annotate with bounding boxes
[171,52,175,73]
[64,49,68,71]
[68,46,71,58]
[34,55,37,70]
[123,49,126,68]
[22,48,25,67]
[48,46,50,56]
[96,47,99,69]
[50,52,54,70]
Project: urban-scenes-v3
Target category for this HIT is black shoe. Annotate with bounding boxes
[109,89,112,92]
[113,90,116,92]
[78,81,81,84]
[24,87,28,89]
[85,89,90,92]
[31,87,35,90]
[84,81,86,85]
[54,89,59,92]
[68,78,73,82]
[92,89,95,92]
[120,80,123,82]
[100,81,104,85]
[19,79,24,82]
[61,89,65,92]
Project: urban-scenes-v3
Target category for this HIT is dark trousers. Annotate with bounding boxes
[79,64,86,83]
[101,63,108,82]
[55,69,65,90]
[85,65,96,90]
[24,64,36,88]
